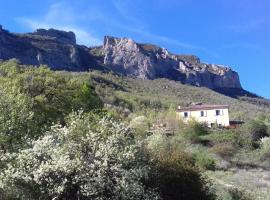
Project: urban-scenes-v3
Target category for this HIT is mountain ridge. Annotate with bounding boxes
[0,26,253,97]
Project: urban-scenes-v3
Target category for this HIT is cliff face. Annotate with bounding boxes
[102,36,242,89]
[0,26,242,90]
[0,26,95,71]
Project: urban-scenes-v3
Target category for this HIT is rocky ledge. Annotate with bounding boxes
[0,26,242,90]
[102,36,242,89]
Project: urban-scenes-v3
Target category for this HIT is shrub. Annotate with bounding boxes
[245,120,269,141]
[183,121,210,142]
[0,112,160,200]
[259,137,270,159]
[146,134,215,200]
[149,150,215,200]
[228,187,253,200]
[193,151,216,170]
[0,85,35,151]
[129,116,150,138]
[235,128,254,149]
[210,143,235,158]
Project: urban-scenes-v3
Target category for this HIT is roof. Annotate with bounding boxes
[176,104,229,112]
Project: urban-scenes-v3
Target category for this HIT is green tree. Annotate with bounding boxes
[0,86,34,151]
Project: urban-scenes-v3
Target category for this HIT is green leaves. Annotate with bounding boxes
[0,85,34,151]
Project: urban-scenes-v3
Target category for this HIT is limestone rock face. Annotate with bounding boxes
[31,28,76,44]
[0,26,242,90]
[0,27,85,70]
[102,36,242,89]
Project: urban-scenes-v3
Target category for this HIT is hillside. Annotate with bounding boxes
[87,70,270,121]
[0,60,270,200]
[0,25,251,97]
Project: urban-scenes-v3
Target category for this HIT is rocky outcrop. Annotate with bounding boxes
[102,36,242,89]
[0,26,93,71]
[29,28,76,44]
[0,26,242,90]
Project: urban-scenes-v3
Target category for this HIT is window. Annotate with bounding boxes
[216,110,220,116]
[200,111,205,117]
[184,112,188,118]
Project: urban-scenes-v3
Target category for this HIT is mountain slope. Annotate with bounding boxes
[0,26,246,96]
[102,36,242,90]
[87,70,270,121]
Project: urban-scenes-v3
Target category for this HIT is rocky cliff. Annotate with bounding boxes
[0,26,242,90]
[0,26,101,71]
[102,36,242,89]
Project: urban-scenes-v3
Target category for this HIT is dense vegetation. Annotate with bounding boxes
[0,60,269,200]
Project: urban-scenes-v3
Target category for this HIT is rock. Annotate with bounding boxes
[0,26,242,91]
[103,36,242,89]
[0,26,86,70]
[31,28,76,44]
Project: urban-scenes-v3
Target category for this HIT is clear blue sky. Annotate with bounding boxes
[0,0,269,98]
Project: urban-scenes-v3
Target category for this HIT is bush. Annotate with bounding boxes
[228,187,253,200]
[0,112,160,200]
[259,137,270,159]
[0,85,35,151]
[193,151,216,170]
[183,121,210,142]
[235,120,269,150]
[149,150,215,200]
[129,116,150,138]
[246,120,269,141]
[210,143,235,158]
[146,134,215,200]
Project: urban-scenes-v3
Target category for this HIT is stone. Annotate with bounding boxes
[102,36,242,89]
[0,26,242,92]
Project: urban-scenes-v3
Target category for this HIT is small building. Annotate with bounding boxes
[176,104,230,127]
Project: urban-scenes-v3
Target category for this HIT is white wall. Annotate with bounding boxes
[177,108,230,127]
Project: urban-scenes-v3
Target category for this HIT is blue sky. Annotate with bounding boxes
[0,0,269,98]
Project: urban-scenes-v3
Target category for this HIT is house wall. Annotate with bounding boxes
[177,108,230,127]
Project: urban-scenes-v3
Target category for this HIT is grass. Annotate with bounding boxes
[87,70,270,121]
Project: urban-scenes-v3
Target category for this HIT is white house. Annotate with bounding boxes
[176,104,230,127]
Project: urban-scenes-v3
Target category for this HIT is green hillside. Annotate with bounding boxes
[87,70,270,121]
[0,60,270,200]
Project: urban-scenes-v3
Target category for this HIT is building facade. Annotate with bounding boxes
[176,104,230,127]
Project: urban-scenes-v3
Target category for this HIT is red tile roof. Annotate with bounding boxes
[176,104,229,112]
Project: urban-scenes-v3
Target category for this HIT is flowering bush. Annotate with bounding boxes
[0,112,160,200]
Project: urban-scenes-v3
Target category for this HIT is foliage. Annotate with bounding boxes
[259,137,270,159]
[0,61,102,142]
[227,187,253,200]
[1,60,270,199]
[245,119,269,141]
[193,151,216,170]
[182,121,210,142]
[89,71,270,121]
[210,143,235,158]
[0,85,35,151]
[146,133,215,200]
[0,112,160,200]
[129,116,150,138]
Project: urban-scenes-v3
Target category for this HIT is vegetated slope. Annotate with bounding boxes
[0,60,217,200]
[88,71,270,121]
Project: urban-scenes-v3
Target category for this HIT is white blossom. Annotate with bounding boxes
[0,112,160,200]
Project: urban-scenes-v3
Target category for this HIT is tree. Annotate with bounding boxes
[0,112,160,200]
[0,85,34,151]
